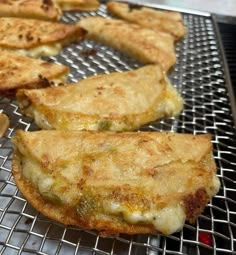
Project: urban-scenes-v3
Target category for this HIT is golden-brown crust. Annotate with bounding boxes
[78,17,176,71]
[0,17,86,51]
[12,130,220,236]
[0,50,69,94]
[0,0,61,21]
[55,0,99,11]
[16,65,183,131]
[183,188,209,223]
[106,1,186,41]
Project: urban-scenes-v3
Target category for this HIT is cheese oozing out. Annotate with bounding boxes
[103,200,186,235]
[49,72,68,86]
[7,43,62,58]
[34,112,53,129]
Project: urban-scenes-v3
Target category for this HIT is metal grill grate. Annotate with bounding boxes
[0,3,236,255]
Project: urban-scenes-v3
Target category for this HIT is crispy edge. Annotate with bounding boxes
[12,150,79,226]
[56,0,100,11]
[183,188,209,223]
[0,62,69,97]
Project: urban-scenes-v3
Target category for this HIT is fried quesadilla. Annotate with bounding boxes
[12,130,220,236]
[55,0,99,11]
[78,17,176,71]
[0,50,69,96]
[0,0,61,21]
[16,65,183,131]
[0,17,86,58]
[107,1,186,41]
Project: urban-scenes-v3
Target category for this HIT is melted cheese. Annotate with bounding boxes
[50,73,68,85]
[103,200,185,235]
[21,155,82,206]
[7,43,62,58]
[21,156,53,194]
[206,175,220,197]
[34,112,53,129]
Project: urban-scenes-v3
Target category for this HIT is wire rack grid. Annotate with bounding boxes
[0,3,236,255]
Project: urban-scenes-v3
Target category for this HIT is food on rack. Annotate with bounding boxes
[0,50,69,96]
[55,0,99,11]
[0,17,86,58]
[78,17,176,72]
[16,65,183,131]
[12,130,220,236]
[0,113,9,137]
[0,0,61,21]
[107,1,186,41]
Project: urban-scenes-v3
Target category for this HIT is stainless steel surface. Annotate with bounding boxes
[117,0,211,16]
[118,0,236,17]
[1,3,236,255]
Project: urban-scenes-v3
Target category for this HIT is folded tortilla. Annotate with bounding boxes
[12,130,220,236]
[0,17,86,58]
[78,16,176,71]
[16,65,183,131]
[107,1,186,41]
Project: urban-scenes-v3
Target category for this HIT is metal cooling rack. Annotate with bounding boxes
[1,2,236,255]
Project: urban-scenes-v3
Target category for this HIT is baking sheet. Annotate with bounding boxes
[0,2,236,255]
